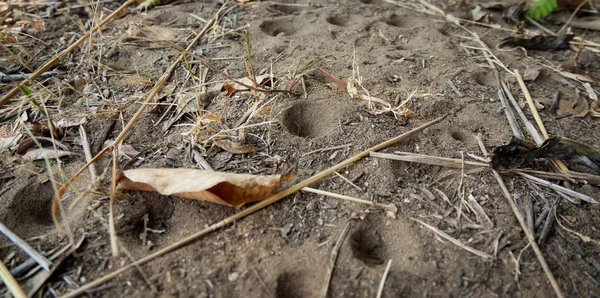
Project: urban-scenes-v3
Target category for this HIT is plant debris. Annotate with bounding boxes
[491,136,600,173]
[499,35,575,51]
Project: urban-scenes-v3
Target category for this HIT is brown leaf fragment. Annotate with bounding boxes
[103,140,141,158]
[536,94,589,118]
[224,75,274,97]
[572,95,589,118]
[117,168,282,207]
[317,67,347,91]
[214,139,256,154]
[491,136,600,174]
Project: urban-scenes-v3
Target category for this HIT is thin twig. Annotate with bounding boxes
[301,143,353,158]
[524,195,535,236]
[0,221,51,271]
[302,187,397,213]
[376,259,393,298]
[539,199,558,245]
[322,221,351,298]
[61,115,447,298]
[412,218,492,258]
[557,0,589,35]
[78,125,97,182]
[109,148,119,257]
[334,172,363,191]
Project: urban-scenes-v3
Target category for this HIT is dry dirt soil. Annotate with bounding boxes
[1,0,600,297]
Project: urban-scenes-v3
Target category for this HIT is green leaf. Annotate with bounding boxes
[18,85,32,96]
[525,0,558,21]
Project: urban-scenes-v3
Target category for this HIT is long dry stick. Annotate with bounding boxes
[109,148,119,257]
[514,69,548,139]
[51,5,229,230]
[0,260,26,298]
[61,115,447,298]
[0,0,137,106]
[322,221,351,298]
[476,136,564,298]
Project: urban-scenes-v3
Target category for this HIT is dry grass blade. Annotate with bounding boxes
[412,218,492,259]
[556,0,590,35]
[476,135,564,298]
[555,207,600,246]
[61,115,446,298]
[516,172,599,204]
[466,194,493,230]
[301,143,353,158]
[322,221,351,298]
[498,88,523,138]
[51,4,231,231]
[512,168,600,185]
[0,0,137,106]
[109,149,119,257]
[376,259,393,298]
[500,80,544,145]
[371,151,600,185]
[78,125,97,182]
[514,69,549,139]
[370,151,488,168]
[0,259,26,298]
[302,187,397,214]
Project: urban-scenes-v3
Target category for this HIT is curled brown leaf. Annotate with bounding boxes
[117,168,282,207]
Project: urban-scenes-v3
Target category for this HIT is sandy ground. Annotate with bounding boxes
[1,0,600,297]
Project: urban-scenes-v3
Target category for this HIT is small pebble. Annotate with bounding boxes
[281,223,294,238]
[228,272,239,282]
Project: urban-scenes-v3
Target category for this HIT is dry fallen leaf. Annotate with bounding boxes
[0,135,20,152]
[573,95,589,118]
[591,101,600,118]
[103,140,141,158]
[117,168,282,207]
[22,148,72,160]
[214,139,256,154]
[224,75,274,96]
[536,95,589,117]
